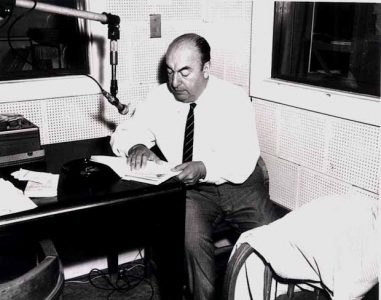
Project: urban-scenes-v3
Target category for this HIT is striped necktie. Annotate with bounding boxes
[182,103,196,163]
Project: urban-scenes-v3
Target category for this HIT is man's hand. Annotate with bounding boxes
[127,144,160,170]
[174,161,206,186]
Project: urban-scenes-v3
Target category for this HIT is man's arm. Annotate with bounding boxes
[110,101,156,158]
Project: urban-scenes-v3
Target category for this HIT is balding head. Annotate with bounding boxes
[167,33,211,69]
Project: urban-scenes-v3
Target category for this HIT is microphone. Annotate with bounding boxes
[102,90,129,115]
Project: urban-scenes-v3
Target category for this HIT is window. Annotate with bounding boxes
[272,2,380,97]
[0,0,89,81]
[250,0,380,126]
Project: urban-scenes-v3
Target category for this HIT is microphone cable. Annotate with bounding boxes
[85,73,129,115]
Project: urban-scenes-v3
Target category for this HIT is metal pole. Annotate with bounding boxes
[15,0,108,23]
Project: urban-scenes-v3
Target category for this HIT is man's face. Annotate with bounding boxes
[165,43,209,103]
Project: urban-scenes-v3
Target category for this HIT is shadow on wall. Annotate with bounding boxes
[157,55,168,84]
[92,101,117,132]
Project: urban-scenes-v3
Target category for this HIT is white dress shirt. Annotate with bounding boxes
[110,75,260,185]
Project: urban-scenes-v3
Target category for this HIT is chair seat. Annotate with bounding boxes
[0,239,64,300]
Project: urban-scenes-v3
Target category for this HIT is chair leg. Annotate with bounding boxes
[263,265,273,300]
[287,284,295,299]
[222,243,255,300]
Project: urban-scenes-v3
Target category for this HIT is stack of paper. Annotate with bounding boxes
[90,155,181,185]
[0,178,37,216]
[11,169,59,198]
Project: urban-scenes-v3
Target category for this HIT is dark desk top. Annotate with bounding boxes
[0,136,183,229]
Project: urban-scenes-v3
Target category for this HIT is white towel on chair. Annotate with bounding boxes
[233,194,378,300]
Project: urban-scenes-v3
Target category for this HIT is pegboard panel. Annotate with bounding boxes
[261,152,299,210]
[122,21,206,86]
[45,94,112,144]
[254,99,278,154]
[0,86,152,146]
[105,0,205,83]
[202,21,251,88]
[351,187,379,203]
[223,21,251,87]
[0,100,46,144]
[128,22,173,85]
[278,106,327,173]
[202,26,226,80]
[209,48,225,80]
[327,118,379,193]
[203,0,252,22]
[298,168,352,208]
[107,0,203,21]
[105,0,253,88]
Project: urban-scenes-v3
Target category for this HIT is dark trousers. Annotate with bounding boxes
[184,161,277,300]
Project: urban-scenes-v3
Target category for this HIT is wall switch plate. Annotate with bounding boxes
[150,14,161,38]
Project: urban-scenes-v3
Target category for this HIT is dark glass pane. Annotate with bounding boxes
[272,2,380,97]
[0,0,89,81]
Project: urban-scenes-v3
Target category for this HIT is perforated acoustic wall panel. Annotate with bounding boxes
[298,168,352,207]
[352,187,379,202]
[202,0,253,91]
[327,119,379,193]
[261,153,299,210]
[278,105,327,173]
[255,100,278,154]
[255,98,380,209]
[104,0,252,92]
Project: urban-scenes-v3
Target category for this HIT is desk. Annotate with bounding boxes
[0,137,186,300]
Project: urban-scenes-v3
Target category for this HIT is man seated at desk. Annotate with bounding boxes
[110,33,277,300]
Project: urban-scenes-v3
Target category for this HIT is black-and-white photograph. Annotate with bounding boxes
[0,1,379,299]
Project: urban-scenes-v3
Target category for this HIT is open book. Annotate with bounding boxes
[90,155,181,185]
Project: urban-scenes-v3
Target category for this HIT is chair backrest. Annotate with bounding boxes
[0,239,64,300]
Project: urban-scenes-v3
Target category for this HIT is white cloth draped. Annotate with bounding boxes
[231,194,379,300]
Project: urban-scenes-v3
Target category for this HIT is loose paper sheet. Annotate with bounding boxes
[11,169,59,198]
[0,178,37,216]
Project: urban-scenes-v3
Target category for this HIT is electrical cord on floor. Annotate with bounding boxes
[65,255,155,300]
[87,265,155,300]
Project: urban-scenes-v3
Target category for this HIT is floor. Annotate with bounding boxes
[63,259,161,300]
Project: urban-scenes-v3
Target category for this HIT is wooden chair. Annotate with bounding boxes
[0,239,64,300]
[223,242,331,300]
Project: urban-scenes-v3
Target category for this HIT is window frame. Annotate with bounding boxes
[250,0,380,126]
